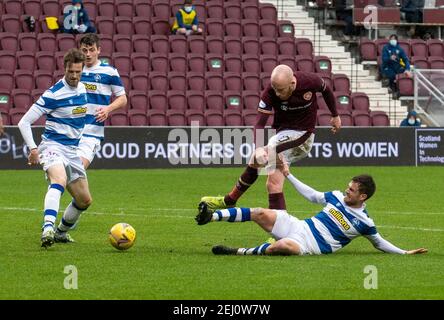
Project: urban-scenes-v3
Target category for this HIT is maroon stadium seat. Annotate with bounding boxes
[109,110,129,126]
[243,54,260,73]
[296,55,314,73]
[224,109,243,126]
[278,21,294,38]
[242,19,260,37]
[339,111,353,126]
[186,91,205,111]
[38,33,56,52]
[206,36,224,54]
[115,17,134,35]
[224,19,242,37]
[352,110,372,127]
[152,0,170,19]
[36,51,55,72]
[398,40,411,58]
[128,109,148,126]
[186,109,206,126]
[42,0,60,16]
[321,74,333,91]
[260,55,277,73]
[428,56,444,69]
[333,74,351,93]
[83,1,97,20]
[23,0,41,17]
[133,17,152,35]
[98,0,115,17]
[150,35,169,54]
[260,37,278,56]
[427,39,443,57]
[129,90,149,112]
[376,39,389,56]
[134,0,151,18]
[314,56,332,75]
[132,35,150,54]
[9,108,27,125]
[188,35,206,54]
[149,72,168,91]
[260,72,271,90]
[206,54,224,73]
[397,73,413,96]
[98,34,113,55]
[14,70,34,91]
[260,3,277,21]
[169,34,188,55]
[0,90,13,113]
[411,39,428,57]
[316,93,329,111]
[371,111,390,126]
[351,92,370,111]
[119,72,131,93]
[57,34,76,52]
[359,38,377,61]
[205,91,224,111]
[0,50,17,72]
[243,91,260,110]
[334,91,352,112]
[205,110,224,126]
[206,18,224,37]
[225,2,241,19]
[0,33,18,52]
[225,36,242,55]
[116,0,134,18]
[55,51,65,70]
[205,72,223,91]
[18,33,37,53]
[224,54,242,74]
[242,109,258,126]
[168,72,186,91]
[148,90,168,111]
[167,109,187,126]
[167,90,187,111]
[411,56,429,69]
[0,111,10,126]
[147,110,167,126]
[34,70,53,89]
[1,15,21,34]
[243,37,260,55]
[112,53,131,74]
[224,91,243,109]
[224,72,242,91]
[187,53,205,73]
[242,2,260,20]
[96,16,115,35]
[259,20,277,38]
[295,38,313,56]
[5,0,23,15]
[207,3,224,19]
[169,53,187,73]
[187,72,205,91]
[277,38,296,56]
[150,53,168,72]
[114,35,132,54]
[242,73,261,91]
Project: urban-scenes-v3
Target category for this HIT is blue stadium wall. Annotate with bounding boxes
[1,127,444,168]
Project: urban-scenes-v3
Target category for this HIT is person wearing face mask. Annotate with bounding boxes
[62,0,96,34]
[400,110,421,127]
[380,34,412,97]
[171,0,203,35]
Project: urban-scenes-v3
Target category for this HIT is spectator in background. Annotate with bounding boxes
[401,0,425,36]
[171,0,203,35]
[335,0,354,41]
[62,0,96,34]
[380,34,412,97]
[400,110,421,126]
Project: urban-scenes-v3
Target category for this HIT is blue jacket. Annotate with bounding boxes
[62,0,92,32]
[382,43,411,73]
[400,111,421,127]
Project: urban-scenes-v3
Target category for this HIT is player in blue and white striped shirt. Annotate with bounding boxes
[18,49,93,248]
[196,163,427,256]
[78,33,127,169]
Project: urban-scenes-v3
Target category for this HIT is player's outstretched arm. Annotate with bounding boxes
[279,161,325,204]
[365,233,428,255]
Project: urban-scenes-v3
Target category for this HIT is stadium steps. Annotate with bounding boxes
[264,0,406,126]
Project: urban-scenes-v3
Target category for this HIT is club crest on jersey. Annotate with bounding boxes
[351,218,360,228]
[94,74,101,82]
[303,91,313,100]
[280,102,288,111]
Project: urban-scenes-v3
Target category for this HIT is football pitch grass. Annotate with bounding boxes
[0,166,443,300]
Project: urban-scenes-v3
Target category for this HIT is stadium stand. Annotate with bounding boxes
[0,0,393,127]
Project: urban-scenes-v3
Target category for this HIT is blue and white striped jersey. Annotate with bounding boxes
[32,78,88,147]
[81,61,125,140]
[304,190,378,254]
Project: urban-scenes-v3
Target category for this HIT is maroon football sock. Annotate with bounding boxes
[224,166,258,205]
[268,192,287,210]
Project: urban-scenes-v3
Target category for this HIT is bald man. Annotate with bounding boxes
[200,65,341,211]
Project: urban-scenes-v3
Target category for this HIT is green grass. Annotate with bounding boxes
[0,167,443,300]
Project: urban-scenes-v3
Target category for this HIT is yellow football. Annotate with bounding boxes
[109,223,136,250]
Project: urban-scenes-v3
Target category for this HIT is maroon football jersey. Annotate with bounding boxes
[258,71,337,132]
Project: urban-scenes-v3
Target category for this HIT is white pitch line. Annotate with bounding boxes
[1,206,443,232]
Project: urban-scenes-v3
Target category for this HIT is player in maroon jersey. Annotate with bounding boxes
[200,64,341,211]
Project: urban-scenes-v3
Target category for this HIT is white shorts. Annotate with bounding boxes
[267,130,314,164]
[77,136,101,164]
[271,210,321,255]
[38,141,87,184]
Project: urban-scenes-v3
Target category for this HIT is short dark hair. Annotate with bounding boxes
[79,33,100,48]
[352,174,376,200]
[63,48,85,69]
[389,34,398,40]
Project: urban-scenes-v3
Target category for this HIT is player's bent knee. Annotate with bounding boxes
[76,196,92,209]
[267,239,301,255]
